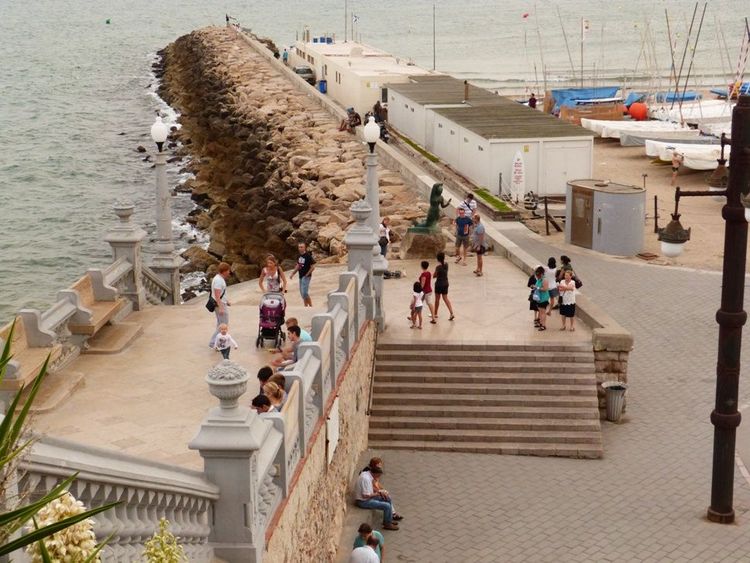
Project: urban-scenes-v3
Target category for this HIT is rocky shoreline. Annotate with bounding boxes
[154,26,425,294]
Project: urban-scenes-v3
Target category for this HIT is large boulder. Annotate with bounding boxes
[399,231,447,260]
[181,245,219,273]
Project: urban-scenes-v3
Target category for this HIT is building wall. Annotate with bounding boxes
[264,322,376,563]
[457,127,491,188]
[432,113,461,166]
[489,141,541,197]
[542,139,594,196]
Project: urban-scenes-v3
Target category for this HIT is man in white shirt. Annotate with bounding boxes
[457,193,477,217]
[349,536,380,563]
[209,262,231,348]
[354,466,398,530]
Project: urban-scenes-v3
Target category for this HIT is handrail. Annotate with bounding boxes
[366,326,379,416]
[141,264,173,294]
[103,256,133,286]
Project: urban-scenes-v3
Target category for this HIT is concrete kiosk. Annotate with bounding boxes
[565,179,645,256]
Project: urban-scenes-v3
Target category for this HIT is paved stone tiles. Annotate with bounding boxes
[370,224,750,562]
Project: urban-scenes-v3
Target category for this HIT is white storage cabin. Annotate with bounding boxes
[387,76,594,197]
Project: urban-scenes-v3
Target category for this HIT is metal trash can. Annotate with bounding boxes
[602,381,628,422]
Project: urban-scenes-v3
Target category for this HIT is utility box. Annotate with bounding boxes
[565,179,645,256]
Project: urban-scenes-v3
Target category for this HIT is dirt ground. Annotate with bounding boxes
[528,137,738,272]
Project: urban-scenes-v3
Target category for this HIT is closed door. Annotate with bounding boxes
[570,187,594,248]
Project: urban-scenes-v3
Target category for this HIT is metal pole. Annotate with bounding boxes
[653,195,659,233]
[432,3,436,71]
[544,197,550,236]
[580,18,584,88]
[344,0,348,42]
[708,95,750,524]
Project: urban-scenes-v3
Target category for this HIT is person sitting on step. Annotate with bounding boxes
[363,457,404,522]
[354,466,399,530]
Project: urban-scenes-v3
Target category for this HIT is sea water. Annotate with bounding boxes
[0,0,746,323]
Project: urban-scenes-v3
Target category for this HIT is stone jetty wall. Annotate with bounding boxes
[156,27,424,282]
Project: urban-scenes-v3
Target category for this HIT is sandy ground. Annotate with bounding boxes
[529,137,738,273]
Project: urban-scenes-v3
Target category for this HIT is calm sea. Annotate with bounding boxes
[0,0,746,323]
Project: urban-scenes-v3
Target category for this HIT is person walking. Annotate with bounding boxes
[291,242,315,307]
[258,254,287,294]
[282,48,289,64]
[378,217,391,257]
[419,261,436,322]
[472,214,487,276]
[409,282,424,329]
[532,266,550,331]
[528,92,537,109]
[209,262,231,348]
[213,323,239,359]
[671,151,684,186]
[557,269,577,331]
[453,208,473,266]
[544,257,559,311]
[433,251,455,321]
[528,270,540,328]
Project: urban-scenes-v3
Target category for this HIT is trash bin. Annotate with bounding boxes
[318,80,327,94]
[602,381,628,422]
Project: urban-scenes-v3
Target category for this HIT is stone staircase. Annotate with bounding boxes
[368,341,602,459]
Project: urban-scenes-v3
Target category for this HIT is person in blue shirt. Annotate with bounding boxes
[453,208,473,266]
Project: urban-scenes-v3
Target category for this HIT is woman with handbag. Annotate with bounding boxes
[378,217,391,257]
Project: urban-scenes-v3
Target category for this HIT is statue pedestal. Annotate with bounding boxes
[400,230,447,260]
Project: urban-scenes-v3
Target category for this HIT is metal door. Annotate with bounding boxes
[570,187,594,249]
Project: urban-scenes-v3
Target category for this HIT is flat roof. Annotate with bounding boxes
[387,76,592,140]
[295,39,434,79]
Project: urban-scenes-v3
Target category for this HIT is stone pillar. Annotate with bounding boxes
[364,151,388,331]
[346,200,377,322]
[149,149,182,304]
[104,200,147,311]
[189,361,271,563]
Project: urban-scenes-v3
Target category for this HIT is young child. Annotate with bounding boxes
[214,323,239,359]
[410,281,424,329]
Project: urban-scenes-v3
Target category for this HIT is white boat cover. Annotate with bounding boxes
[644,140,725,170]
[649,100,735,123]
[580,118,691,138]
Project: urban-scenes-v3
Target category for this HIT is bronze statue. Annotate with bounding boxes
[409,183,451,233]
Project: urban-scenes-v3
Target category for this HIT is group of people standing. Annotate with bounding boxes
[453,194,488,276]
[529,255,580,332]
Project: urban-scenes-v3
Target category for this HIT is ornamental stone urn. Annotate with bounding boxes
[206,360,249,410]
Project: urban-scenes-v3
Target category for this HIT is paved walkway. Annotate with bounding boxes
[367,221,750,562]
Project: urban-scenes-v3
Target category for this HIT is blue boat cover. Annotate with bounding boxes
[550,87,620,112]
[624,92,645,107]
[710,82,750,97]
[655,91,701,103]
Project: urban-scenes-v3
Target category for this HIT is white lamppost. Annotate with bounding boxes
[363,116,387,329]
[149,115,181,303]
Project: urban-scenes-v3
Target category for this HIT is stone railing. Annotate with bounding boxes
[141,264,174,305]
[16,436,219,562]
[189,200,381,562]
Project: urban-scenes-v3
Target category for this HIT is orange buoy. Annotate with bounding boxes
[629,102,648,121]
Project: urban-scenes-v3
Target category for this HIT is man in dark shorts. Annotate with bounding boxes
[453,208,473,266]
[471,214,487,276]
[291,242,315,307]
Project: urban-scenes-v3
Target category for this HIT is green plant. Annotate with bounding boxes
[143,518,186,563]
[475,188,513,213]
[0,321,118,557]
[395,132,440,163]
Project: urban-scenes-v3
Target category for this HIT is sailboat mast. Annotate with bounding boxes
[671,2,699,110]
[433,3,436,71]
[556,6,576,78]
[344,0,348,42]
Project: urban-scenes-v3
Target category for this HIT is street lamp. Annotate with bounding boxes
[655,95,750,524]
[149,115,181,303]
[363,116,387,329]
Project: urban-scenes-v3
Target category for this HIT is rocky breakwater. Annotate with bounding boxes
[156,27,424,287]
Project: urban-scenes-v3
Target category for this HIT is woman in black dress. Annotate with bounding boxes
[433,251,455,321]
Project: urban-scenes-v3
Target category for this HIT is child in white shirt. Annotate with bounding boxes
[214,323,239,359]
[410,282,424,329]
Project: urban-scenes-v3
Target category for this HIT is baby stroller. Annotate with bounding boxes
[255,292,286,349]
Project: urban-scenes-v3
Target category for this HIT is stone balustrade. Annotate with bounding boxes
[16,436,219,562]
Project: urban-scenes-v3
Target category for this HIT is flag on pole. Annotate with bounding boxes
[352,14,359,24]
[581,19,591,41]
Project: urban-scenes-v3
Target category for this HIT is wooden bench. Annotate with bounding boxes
[0,318,62,392]
[64,273,126,336]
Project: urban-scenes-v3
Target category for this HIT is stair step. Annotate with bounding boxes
[367,439,602,459]
[376,350,594,363]
[377,342,591,353]
[369,416,601,432]
[373,382,596,396]
[371,393,598,408]
[368,427,602,444]
[83,322,143,354]
[374,371,596,385]
[370,404,600,420]
[375,360,595,373]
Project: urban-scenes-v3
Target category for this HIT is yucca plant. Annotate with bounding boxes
[0,321,118,557]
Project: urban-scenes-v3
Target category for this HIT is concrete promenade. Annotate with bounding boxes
[369,222,750,562]
[32,255,586,470]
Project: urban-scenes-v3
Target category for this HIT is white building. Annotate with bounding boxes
[387,76,594,197]
[288,34,434,117]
